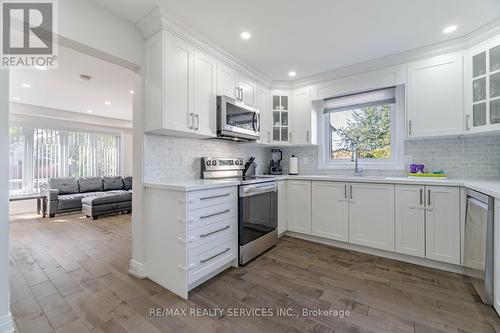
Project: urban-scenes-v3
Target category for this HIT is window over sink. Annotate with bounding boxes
[319,86,405,170]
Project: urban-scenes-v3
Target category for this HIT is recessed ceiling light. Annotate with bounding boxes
[36,65,47,71]
[12,97,20,101]
[104,101,111,106]
[86,110,93,113]
[21,83,31,88]
[288,71,297,77]
[240,31,251,40]
[129,90,134,95]
[443,25,457,34]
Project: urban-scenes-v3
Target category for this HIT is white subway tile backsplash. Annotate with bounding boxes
[144,134,268,182]
[144,134,500,182]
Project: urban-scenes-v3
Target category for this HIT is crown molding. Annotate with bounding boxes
[286,17,500,89]
[136,7,272,88]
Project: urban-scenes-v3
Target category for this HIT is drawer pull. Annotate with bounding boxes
[200,225,230,238]
[200,209,230,219]
[199,193,230,201]
[200,248,230,264]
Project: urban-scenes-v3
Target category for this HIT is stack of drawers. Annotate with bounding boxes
[185,186,238,285]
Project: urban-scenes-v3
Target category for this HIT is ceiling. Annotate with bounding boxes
[91,0,500,81]
[9,46,135,120]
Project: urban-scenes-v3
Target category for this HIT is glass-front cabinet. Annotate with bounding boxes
[271,92,290,144]
[466,35,500,133]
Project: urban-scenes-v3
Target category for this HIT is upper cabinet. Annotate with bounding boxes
[256,86,271,144]
[465,35,500,134]
[406,52,464,138]
[271,92,290,144]
[145,30,215,137]
[216,64,257,107]
[291,88,315,145]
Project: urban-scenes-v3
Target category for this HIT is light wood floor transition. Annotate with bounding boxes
[9,212,500,333]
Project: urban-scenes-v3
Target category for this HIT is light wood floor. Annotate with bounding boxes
[9,212,500,333]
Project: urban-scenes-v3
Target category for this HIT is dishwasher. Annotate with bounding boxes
[464,189,494,305]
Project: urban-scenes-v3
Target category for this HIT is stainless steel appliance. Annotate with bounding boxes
[217,96,260,141]
[268,148,283,175]
[464,189,494,305]
[201,157,278,265]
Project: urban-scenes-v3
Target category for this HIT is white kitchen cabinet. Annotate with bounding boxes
[277,180,287,235]
[395,185,425,258]
[216,64,256,106]
[239,79,257,107]
[144,30,216,137]
[425,186,460,265]
[287,180,312,234]
[291,88,313,145]
[494,199,500,315]
[193,50,217,136]
[406,52,464,138]
[311,182,349,242]
[465,34,500,134]
[271,92,290,144]
[256,86,271,144]
[349,183,395,251]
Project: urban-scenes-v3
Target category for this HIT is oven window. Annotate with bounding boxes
[239,191,277,245]
[226,103,255,131]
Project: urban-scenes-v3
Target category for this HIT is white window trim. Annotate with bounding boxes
[318,85,405,170]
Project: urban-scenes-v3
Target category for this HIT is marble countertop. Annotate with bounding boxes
[144,175,500,199]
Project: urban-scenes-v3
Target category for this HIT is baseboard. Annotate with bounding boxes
[128,259,148,279]
[285,231,465,275]
[0,312,14,333]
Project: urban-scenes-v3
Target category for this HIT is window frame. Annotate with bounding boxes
[318,85,405,170]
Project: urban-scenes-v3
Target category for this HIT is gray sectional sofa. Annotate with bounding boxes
[41,176,132,219]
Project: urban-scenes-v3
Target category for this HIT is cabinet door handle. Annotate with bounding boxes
[419,189,423,205]
[344,184,347,199]
[267,131,270,143]
[428,189,431,206]
[289,132,292,142]
[306,130,310,143]
[465,114,470,131]
[408,120,412,135]
[235,87,239,100]
[199,193,230,201]
[200,225,230,238]
[195,114,200,130]
[350,185,353,199]
[200,209,230,219]
[189,113,195,129]
[200,248,230,264]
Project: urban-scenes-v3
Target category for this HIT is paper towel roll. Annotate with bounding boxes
[289,155,298,175]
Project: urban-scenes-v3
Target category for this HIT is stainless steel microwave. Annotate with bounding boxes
[217,95,260,141]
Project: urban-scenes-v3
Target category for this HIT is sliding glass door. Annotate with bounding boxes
[8,125,121,195]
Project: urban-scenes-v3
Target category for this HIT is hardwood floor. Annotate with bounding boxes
[9,212,500,333]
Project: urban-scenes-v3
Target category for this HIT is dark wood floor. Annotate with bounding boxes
[9,212,500,333]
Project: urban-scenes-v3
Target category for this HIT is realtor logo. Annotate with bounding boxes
[1,0,58,68]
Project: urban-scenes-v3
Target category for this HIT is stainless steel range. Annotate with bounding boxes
[201,157,278,265]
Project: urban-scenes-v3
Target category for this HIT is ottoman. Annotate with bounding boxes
[82,193,132,220]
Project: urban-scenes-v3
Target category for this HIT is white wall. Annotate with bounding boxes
[122,132,133,177]
[58,0,144,67]
[0,71,13,332]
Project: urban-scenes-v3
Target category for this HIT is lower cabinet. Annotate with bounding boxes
[277,180,287,235]
[495,199,500,315]
[425,186,460,265]
[349,183,395,251]
[311,182,349,242]
[395,185,460,265]
[395,185,426,258]
[287,180,312,234]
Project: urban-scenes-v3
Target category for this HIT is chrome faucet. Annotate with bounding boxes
[351,149,363,176]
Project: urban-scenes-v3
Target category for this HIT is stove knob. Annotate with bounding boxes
[212,160,217,166]
[205,161,211,166]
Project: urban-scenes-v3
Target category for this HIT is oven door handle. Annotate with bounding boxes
[240,184,277,197]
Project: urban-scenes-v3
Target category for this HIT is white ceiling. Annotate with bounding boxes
[91,0,500,81]
[9,46,135,120]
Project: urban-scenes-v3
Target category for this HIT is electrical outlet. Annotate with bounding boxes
[404,155,413,165]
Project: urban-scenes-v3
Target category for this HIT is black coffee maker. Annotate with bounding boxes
[268,149,283,175]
